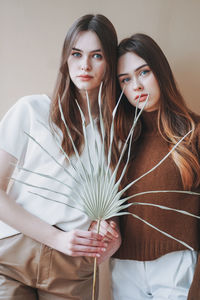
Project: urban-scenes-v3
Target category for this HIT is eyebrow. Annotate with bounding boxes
[72,47,102,53]
[118,63,148,78]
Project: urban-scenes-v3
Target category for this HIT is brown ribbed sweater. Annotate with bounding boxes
[114,110,200,262]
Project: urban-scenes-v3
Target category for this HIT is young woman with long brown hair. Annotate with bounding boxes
[111,33,200,299]
[0,14,119,299]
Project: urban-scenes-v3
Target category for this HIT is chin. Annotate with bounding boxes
[78,83,93,91]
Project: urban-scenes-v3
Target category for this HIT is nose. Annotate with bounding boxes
[81,56,91,71]
[132,78,143,91]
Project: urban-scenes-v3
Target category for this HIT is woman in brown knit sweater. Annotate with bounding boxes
[111,34,200,299]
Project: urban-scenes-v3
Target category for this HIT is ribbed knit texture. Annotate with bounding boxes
[114,110,200,261]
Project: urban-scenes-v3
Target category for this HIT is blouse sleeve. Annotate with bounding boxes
[0,97,31,163]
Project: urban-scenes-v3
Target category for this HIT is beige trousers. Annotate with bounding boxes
[0,234,98,300]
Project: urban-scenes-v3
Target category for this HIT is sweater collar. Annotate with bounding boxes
[141,110,159,134]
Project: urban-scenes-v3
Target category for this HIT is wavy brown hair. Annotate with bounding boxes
[50,14,118,159]
[116,33,200,190]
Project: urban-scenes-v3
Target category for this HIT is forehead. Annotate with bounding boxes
[73,31,102,51]
[117,52,146,74]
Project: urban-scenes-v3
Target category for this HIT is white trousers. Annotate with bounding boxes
[111,251,197,300]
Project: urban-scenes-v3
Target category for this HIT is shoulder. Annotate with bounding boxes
[14,94,51,114]
[0,94,52,141]
[4,94,52,125]
[0,94,50,160]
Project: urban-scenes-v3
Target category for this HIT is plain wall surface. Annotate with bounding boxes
[1,1,200,299]
[1,0,200,118]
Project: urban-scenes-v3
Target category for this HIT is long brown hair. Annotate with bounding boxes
[116,33,200,190]
[50,14,118,157]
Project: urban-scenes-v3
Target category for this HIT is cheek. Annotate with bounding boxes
[149,77,160,94]
[67,63,72,76]
[124,86,132,102]
[67,60,77,77]
[97,63,106,79]
[153,83,161,101]
[155,82,161,97]
[119,81,123,90]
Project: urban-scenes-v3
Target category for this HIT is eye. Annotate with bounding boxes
[71,52,81,58]
[121,77,130,84]
[93,53,103,59]
[140,69,150,76]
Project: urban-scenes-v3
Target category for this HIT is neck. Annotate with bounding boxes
[141,109,159,134]
[76,89,99,123]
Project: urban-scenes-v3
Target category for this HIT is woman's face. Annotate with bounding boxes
[67,31,106,96]
[117,52,160,112]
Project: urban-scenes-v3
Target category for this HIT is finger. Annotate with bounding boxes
[102,236,112,242]
[107,222,119,238]
[70,251,101,258]
[88,221,97,231]
[89,220,118,239]
[69,244,107,254]
[110,221,117,229]
[73,236,108,248]
[74,229,103,240]
[90,220,109,233]
[89,221,108,237]
[99,220,119,239]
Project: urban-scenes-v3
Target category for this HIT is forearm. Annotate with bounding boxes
[0,189,60,248]
[0,190,107,257]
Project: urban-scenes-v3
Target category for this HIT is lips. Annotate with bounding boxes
[78,74,93,81]
[135,94,148,102]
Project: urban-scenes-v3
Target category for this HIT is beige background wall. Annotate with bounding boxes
[0,0,200,299]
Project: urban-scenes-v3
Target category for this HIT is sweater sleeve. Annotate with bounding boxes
[0,97,30,163]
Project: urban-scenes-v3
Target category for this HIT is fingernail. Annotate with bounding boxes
[102,248,106,252]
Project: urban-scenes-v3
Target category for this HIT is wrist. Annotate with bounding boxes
[44,225,64,251]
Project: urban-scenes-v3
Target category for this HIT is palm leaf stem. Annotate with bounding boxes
[92,219,101,300]
[12,164,81,198]
[111,94,150,187]
[38,120,85,182]
[75,100,94,175]
[131,202,200,219]
[58,98,91,180]
[119,129,193,196]
[29,191,84,212]
[108,211,194,250]
[11,177,78,202]
[122,190,200,203]
[98,83,106,174]
[24,131,79,183]
[85,91,101,163]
